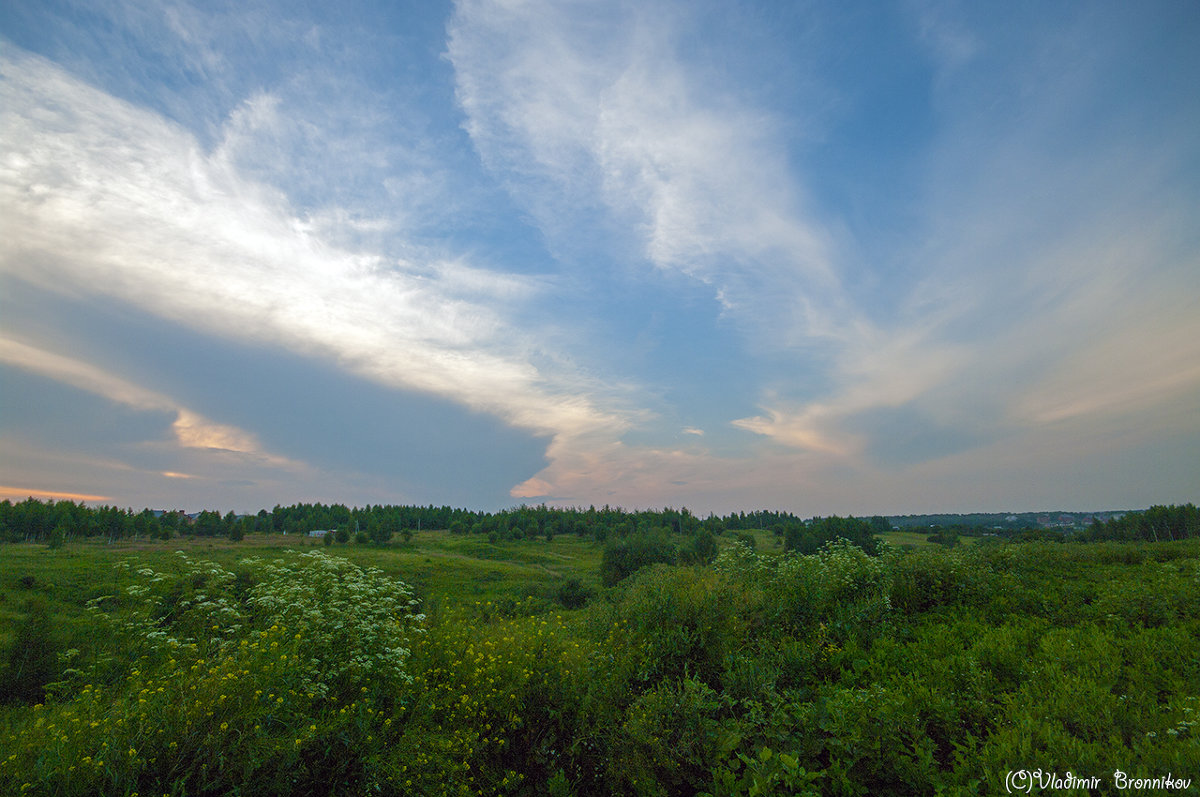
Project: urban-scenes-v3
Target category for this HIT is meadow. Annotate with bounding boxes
[1,526,1198,795]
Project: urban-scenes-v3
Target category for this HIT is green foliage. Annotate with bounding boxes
[2,532,1198,795]
[708,746,823,797]
[1086,504,1200,542]
[48,526,66,549]
[556,578,592,609]
[608,676,725,794]
[682,530,719,565]
[0,551,424,795]
[0,599,60,704]
[784,516,879,556]
[600,535,677,586]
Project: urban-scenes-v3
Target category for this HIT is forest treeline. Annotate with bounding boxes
[0,499,873,546]
[1,497,1196,548]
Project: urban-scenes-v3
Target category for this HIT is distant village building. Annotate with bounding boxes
[308,529,331,538]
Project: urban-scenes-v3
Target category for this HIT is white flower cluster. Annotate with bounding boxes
[244,551,425,695]
[711,540,768,578]
[812,538,889,605]
[88,552,247,654]
[87,551,425,695]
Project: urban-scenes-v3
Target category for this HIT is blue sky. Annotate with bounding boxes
[2,0,1198,515]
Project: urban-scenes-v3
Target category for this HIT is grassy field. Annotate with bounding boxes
[876,530,980,548]
[2,532,1198,795]
[0,530,607,650]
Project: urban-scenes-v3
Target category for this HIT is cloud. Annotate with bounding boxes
[0,49,631,464]
[3,3,1196,514]
[0,336,301,468]
[0,485,111,503]
[447,0,851,343]
[731,2,1200,480]
[446,0,1200,507]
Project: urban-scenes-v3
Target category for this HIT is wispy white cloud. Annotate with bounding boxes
[731,2,1200,478]
[0,49,630,461]
[447,0,850,342]
[448,0,1200,507]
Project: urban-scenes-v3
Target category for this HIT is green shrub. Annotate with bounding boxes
[0,552,425,796]
[0,599,59,704]
[707,746,822,797]
[608,677,725,795]
[556,578,592,609]
[681,531,719,565]
[600,536,677,586]
[888,547,988,615]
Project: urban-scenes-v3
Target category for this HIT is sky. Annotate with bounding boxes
[1,0,1198,516]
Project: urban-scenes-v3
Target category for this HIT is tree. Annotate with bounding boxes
[194,511,223,537]
[47,525,66,549]
[368,515,395,545]
[785,516,879,556]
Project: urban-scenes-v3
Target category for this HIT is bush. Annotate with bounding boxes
[556,578,592,609]
[600,536,677,586]
[608,677,725,794]
[0,599,59,704]
[682,531,719,565]
[0,552,426,796]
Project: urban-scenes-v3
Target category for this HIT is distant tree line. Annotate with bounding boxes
[5,496,1192,551]
[1079,504,1200,543]
[0,498,877,551]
